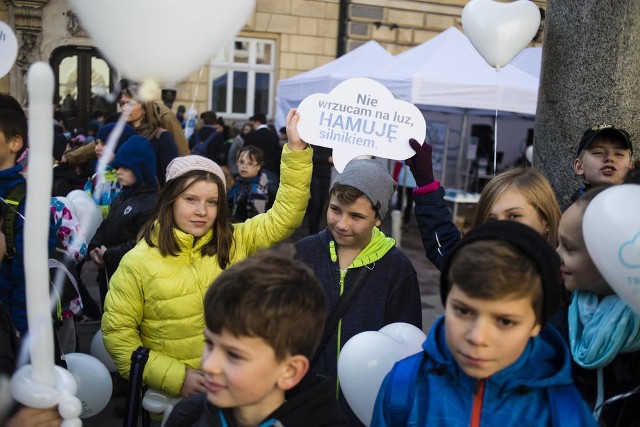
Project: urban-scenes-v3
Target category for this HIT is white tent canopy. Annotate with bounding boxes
[369,27,540,115]
[511,46,542,79]
[274,27,541,188]
[275,40,394,128]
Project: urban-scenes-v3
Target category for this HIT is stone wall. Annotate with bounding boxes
[2,0,548,119]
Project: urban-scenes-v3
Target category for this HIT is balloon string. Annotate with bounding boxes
[190,66,206,111]
[493,68,500,177]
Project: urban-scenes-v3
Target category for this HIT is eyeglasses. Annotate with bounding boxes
[118,99,138,109]
[237,160,259,168]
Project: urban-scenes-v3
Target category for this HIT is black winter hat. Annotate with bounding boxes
[440,221,562,326]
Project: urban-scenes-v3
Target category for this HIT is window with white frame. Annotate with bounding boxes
[210,37,276,120]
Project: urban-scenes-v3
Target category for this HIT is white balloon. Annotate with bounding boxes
[0,21,18,78]
[338,323,425,426]
[68,0,256,95]
[90,330,118,373]
[583,184,640,314]
[66,189,89,203]
[65,190,102,242]
[462,0,541,68]
[64,353,113,418]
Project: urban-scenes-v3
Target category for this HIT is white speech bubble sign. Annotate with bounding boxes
[0,21,18,78]
[296,77,426,172]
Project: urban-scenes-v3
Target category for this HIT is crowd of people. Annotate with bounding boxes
[0,85,638,427]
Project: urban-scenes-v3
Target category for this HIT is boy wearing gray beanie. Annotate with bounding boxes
[295,158,422,427]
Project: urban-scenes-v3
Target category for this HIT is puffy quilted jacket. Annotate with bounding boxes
[101,146,312,396]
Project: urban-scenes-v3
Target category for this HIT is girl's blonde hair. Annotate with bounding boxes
[474,167,561,246]
[141,170,234,269]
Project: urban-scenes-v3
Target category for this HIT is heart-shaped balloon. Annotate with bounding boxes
[0,21,18,78]
[583,184,640,314]
[68,0,256,98]
[337,323,426,426]
[462,0,541,68]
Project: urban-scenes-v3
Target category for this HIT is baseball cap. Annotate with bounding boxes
[577,124,632,157]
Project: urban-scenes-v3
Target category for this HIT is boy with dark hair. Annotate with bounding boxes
[296,158,421,426]
[0,94,39,333]
[372,221,597,426]
[165,248,347,426]
[0,95,76,351]
[572,124,634,201]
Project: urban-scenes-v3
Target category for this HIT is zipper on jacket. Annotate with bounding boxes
[335,269,346,398]
[471,379,485,427]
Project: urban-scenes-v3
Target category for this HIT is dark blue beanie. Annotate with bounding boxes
[96,122,137,151]
[111,135,157,190]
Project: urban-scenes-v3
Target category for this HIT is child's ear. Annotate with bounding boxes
[573,158,584,177]
[530,322,542,338]
[375,217,382,227]
[276,355,309,391]
[8,136,23,154]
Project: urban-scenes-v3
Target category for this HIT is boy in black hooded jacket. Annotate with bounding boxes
[165,248,347,427]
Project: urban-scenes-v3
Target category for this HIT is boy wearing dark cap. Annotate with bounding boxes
[372,221,597,427]
[295,158,421,427]
[572,124,634,201]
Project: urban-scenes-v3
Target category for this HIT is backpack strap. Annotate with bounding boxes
[2,182,26,261]
[386,352,423,425]
[310,265,372,367]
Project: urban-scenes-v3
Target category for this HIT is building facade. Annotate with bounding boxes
[1,0,546,128]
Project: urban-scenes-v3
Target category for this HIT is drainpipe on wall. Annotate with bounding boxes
[337,0,349,57]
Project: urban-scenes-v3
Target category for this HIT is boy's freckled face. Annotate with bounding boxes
[201,328,288,416]
[574,139,633,186]
[444,285,541,379]
[326,194,381,252]
[556,203,610,294]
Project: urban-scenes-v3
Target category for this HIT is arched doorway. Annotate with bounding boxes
[50,46,117,131]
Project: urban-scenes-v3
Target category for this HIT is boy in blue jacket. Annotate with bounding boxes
[372,221,596,427]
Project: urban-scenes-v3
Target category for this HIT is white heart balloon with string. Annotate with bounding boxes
[583,184,640,314]
[68,0,256,99]
[462,0,541,68]
[338,323,426,426]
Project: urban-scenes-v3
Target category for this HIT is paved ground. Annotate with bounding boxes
[75,210,442,425]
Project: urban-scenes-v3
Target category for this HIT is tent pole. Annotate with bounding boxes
[441,122,451,187]
[455,111,469,189]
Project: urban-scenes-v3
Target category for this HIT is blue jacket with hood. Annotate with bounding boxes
[372,316,597,427]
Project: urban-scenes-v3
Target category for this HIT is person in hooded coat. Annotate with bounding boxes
[88,135,158,305]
